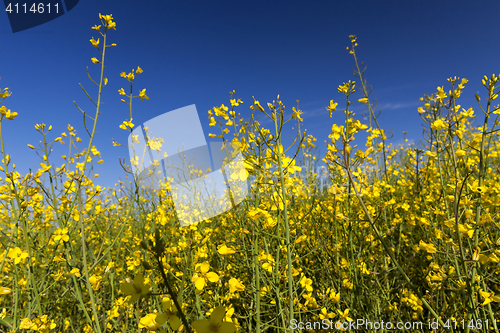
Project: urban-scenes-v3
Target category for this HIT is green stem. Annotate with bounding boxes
[272,103,294,331]
[156,254,194,333]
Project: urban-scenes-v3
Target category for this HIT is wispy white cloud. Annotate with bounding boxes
[252,100,421,124]
[299,100,422,118]
[303,107,327,118]
[376,101,421,111]
[372,82,427,96]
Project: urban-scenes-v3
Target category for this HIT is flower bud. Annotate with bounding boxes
[142,261,153,270]
[140,239,149,251]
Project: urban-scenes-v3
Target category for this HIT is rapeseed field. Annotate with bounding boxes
[1,14,500,333]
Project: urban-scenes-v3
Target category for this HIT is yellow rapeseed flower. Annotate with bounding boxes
[120,274,150,302]
[139,89,149,101]
[0,88,12,98]
[53,227,69,242]
[159,298,181,330]
[479,289,500,306]
[418,240,437,254]
[431,118,448,131]
[69,267,81,277]
[192,262,219,291]
[217,244,235,255]
[228,278,245,293]
[230,98,242,107]
[8,247,29,265]
[90,37,99,48]
[89,274,102,291]
[119,119,134,130]
[0,106,18,120]
[291,106,303,121]
[191,306,235,333]
[299,275,313,292]
[0,287,11,295]
[337,308,353,322]
[138,313,163,331]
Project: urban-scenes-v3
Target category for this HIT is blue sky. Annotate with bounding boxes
[1,0,499,188]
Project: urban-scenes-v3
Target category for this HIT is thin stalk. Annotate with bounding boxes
[272,104,294,330]
[466,94,493,333]
[156,254,194,333]
[77,183,102,333]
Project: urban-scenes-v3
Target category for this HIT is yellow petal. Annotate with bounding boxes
[120,282,135,295]
[219,322,236,333]
[192,320,211,332]
[0,287,11,295]
[200,262,210,274]
[169,315,181,330]
[194,277,205,290]
[218,245,235,255]
[155,312,169,326]
[134,274,145,287]
[206,272,219,283]
[210,306,226,325]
